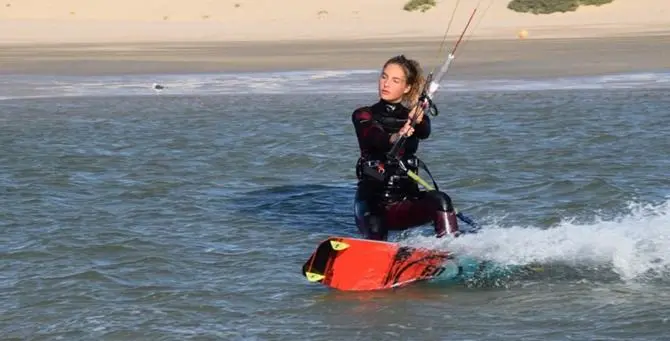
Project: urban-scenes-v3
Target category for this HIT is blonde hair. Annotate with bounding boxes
[383,55,426,106]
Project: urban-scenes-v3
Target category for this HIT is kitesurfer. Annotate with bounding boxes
[352,54,460,241]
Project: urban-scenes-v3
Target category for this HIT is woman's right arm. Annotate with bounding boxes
[352,109,393,151]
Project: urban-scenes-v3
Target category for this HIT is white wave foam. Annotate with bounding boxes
[461,72,670,91]
[1,70,669,100]
[408,200,670,282]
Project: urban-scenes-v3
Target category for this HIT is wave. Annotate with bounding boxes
[2,70,669,100]
[405,199,670,284]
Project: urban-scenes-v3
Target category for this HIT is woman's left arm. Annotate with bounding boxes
[413,114,431,139]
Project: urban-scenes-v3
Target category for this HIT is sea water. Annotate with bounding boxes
[2,69,670,340]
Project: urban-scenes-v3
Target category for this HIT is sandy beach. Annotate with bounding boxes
[2,36,669,79]
[1,0,669,76]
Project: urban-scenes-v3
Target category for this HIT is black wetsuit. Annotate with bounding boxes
[352,99,459,240]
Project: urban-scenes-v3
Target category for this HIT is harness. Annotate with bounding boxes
[356,156,440,199]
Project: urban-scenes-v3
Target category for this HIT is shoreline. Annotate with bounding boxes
[1,34,669,79]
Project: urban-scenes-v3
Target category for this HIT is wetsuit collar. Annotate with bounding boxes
[377,99,404,114]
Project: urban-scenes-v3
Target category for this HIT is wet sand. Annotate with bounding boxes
[1,34,669,79]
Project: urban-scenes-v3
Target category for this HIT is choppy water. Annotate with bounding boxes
[2,70,670,340]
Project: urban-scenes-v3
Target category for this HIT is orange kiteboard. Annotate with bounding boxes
[301,236,452,291]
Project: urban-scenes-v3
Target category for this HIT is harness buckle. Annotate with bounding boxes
[365,160,385,174]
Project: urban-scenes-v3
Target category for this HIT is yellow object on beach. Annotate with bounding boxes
[518,29,529,39]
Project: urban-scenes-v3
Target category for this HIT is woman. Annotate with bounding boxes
[351,54,460,241]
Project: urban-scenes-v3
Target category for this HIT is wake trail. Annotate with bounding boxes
[407,200,670,283]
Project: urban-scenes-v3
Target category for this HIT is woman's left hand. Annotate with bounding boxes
[398,122,415,137]
[408,105,425,124]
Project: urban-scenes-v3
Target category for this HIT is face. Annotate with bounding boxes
[378,63,411,103]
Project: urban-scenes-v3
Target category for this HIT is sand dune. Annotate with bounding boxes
[1,0,669,44]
